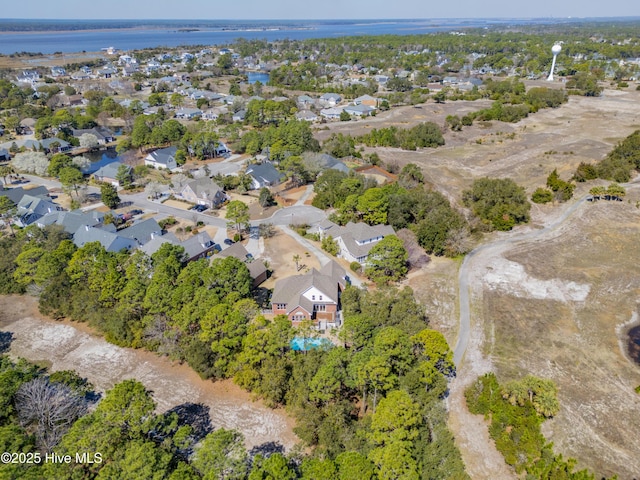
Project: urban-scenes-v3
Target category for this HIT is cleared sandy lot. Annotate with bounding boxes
[0,295,298,451]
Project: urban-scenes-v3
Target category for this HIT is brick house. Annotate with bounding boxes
[271,261,348,330]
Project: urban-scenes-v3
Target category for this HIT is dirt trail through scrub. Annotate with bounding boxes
[0,295,298,451]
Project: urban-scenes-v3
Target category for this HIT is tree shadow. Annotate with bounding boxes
[0,331,14,354]
[166,402,213,443]
[248,441,284,458]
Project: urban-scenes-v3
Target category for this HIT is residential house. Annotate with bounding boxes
[218,242,268,287]
[37,209,105,234]
[145,146,180,172]
[139,232,180,257]
[320,221,395,264]
[180,177,227,208]
[72,126,116,145]
[245,163,285,190]
[175,108,203,120]
[119,218,163,246]
[353,94,378,107]
[16,194,64,226]
[73,225,137,252]
[122,65,139,77]
[93,162,130,187]
[319,93,342,107]
[295,110,319,122]
[232,110,246,122]
[95,67,118,79]
[50,67,66,77]
[202,108,225,121]
[180,232,218,262]
[374,74,389,85]
[271,261,348,329]
[320,107,344,120]
[343,104,376,117]
[0,186,49,205]
[39,138,72,154]
[302,152,350,173]
[64,94,85,106]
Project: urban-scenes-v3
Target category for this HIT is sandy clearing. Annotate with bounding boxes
[0,295,298,451]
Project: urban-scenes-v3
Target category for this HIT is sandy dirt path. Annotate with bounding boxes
[0,295,298,451]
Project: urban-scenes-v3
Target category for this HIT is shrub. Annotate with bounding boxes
[158,216,177,229]
[462,178,531,231]
[572,162,598,182]
[531,188,553,204]
[350,261,361,273]
[321,236,339,256]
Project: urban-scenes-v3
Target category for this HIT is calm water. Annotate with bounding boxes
[81,148,120,174]
[628,325,640,365]
[246,71,270,84]
[0,18,538,55]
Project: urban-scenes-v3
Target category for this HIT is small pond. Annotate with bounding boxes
[80,147,121,174]
[627,325,640,365]
[245,71,270,84]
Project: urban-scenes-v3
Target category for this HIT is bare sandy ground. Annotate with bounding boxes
[338,88,640,478]
[468,193,640,479]
[0,295,298,451]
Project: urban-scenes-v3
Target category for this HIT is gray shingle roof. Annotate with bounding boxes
[119,218,162,245]
[333,222,395,260]
[73,225,137,252]
[147,146,177,165]
[271,261,346,314]
[37,209,105,233]
[139,232,180,256]
[0,186,49,205]
[245,163,284,186]
[180,232,215,259]
[217,242,267,281]
[93,161,129,179]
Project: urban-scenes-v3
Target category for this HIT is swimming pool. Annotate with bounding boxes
[290,337,333,351]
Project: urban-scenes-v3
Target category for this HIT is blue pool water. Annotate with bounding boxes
[291,337,332,351]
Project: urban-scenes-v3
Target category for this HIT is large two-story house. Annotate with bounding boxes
[317,221,395,265]
[145,146,180,172]
[180,177,228,209]
[271,261,348,330]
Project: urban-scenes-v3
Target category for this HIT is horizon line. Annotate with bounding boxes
[2,16,640,21]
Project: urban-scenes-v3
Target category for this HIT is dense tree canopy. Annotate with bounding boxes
[463,178,531,231]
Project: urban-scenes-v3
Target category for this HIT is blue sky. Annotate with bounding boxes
[6,0,638,19]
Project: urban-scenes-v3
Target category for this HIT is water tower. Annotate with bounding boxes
[547,43,562,81]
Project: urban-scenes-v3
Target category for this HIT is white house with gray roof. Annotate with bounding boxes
[92,162,130,187]
[145,146,180,172]
[343,104,376,117]
[319,93,342,107]
[245,163,285,190]
[319,221,395,264]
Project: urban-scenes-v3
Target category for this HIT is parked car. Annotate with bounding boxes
[129,209,143,216]
[223,238,235,245]
[190,204,207,212]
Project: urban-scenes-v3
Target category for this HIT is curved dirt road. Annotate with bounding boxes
[448,181,639,479]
